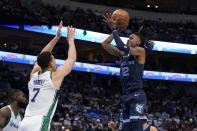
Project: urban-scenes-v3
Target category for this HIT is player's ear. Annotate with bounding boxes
[49,61,53,68]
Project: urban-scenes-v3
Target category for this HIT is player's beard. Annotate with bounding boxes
[17,101,27,108]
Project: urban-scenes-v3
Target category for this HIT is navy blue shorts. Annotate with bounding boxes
[119,121,145,131]
[119,89,147,131]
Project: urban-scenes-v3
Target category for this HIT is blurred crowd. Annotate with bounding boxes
[1,0,197,74]
[0,0,197,44]
[0,62,197,131]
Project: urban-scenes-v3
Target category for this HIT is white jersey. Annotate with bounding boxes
[25,71,58,118]
[3,105,22,131]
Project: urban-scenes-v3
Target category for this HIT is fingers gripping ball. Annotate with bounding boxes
[111,9,130,31]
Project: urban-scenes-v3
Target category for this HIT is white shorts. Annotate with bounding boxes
[18,115,52,131]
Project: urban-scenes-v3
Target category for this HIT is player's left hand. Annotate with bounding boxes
[56,20,63,38]
[67,26,76,43]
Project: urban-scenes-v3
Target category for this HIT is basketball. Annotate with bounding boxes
[111,9,130,31]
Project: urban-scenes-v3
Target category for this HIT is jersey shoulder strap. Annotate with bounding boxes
[7,105,13,117]
[7,105,21,119]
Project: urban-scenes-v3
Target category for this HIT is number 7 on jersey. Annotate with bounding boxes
[31,88,40,102]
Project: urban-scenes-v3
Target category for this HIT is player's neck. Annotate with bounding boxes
[10,102,20,116]
[41,68,52,73]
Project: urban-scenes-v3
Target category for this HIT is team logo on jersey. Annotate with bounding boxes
[135,104,144,114]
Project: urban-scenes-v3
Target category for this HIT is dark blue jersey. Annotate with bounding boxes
[120,53,144,95]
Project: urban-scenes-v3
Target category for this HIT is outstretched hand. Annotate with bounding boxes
[103,13,115,30]
[67,26,75,43]
[103,13,122,33]
[56,20,63,37]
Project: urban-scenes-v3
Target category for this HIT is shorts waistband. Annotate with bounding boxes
[120,116,146,123]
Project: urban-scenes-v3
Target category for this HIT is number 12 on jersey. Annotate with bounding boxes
[122,67,129,76]
[31,88,40,102]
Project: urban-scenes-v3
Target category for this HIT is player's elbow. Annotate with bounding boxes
[68,57,76,66]
[72,55,77,62]
[102,43,111,51]
[68,54,77,63]
[68,58,76,66]
[101,41,111,47]
[101,43,107,48]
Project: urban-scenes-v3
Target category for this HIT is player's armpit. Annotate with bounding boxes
[53,59,75,89]
[52,26,77,90]
[0,107,11,129]
[30,64,41,79]
[129,47,145,56]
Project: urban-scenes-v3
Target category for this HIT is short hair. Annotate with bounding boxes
[9,89,23,102]
[133,32,145,47]
[37,51,52,69]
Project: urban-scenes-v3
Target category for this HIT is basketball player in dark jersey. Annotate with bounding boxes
[102,13,153,131]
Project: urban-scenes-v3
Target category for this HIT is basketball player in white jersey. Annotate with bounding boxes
[18,21,77,131]
[0,89,27,131]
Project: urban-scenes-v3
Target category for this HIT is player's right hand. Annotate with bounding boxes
[67,26,75,43]
[56,20,63,38]
[103,13,116,30]
[103,13,122,33]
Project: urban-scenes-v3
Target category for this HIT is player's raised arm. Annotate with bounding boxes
[102,34,123,57]
[53,26,77,89]
[41,20,63,53]
[30,20,63,79]
[101,13,123,57]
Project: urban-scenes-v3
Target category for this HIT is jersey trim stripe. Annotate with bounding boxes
[40,91,58,131]
[50,71,52,79]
